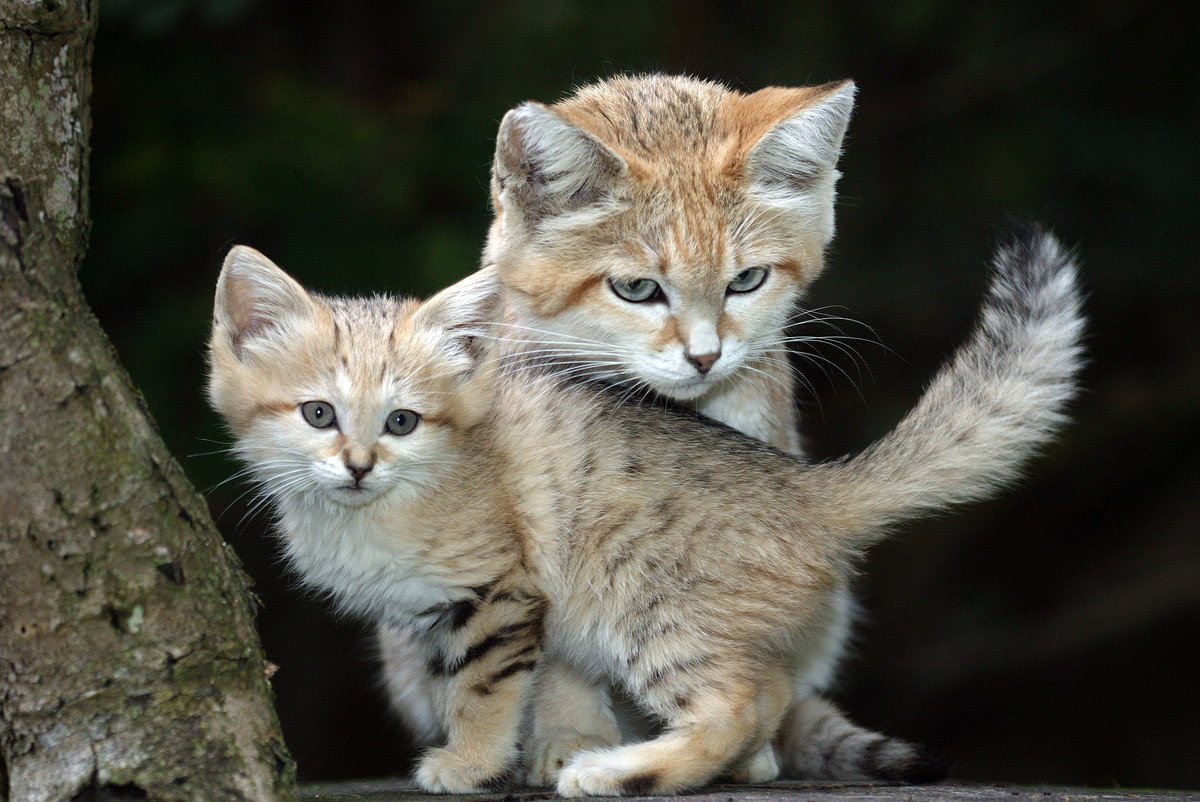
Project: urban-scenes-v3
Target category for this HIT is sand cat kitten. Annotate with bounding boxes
[487,74,853,450]
[209,224,1082,796]
[381,74,903,783]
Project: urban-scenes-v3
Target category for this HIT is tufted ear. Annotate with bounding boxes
[743,80,856,202]
[411,266,505,366]
[493,101,628,230]
[214,245,315,357]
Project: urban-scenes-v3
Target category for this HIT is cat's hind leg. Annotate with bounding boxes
[525,661,621,787]
[557,661,792,797]
[723,743,780,784]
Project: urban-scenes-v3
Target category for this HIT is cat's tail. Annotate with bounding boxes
[775,695,948,782]
[811,221,1083,550]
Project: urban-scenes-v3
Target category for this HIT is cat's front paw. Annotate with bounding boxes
[526,730,620,787]
[557,748,659,797]
[415,747,509,793]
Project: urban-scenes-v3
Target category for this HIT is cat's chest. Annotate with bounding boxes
[278,505,455,620]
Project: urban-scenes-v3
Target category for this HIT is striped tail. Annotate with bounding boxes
[776,696,948,782]
[812,221,1084,548]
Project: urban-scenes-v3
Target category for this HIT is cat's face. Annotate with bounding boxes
[487,75,854,402]
[208,248,497,510]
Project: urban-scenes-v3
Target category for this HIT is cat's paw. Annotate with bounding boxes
[724,744,780,783]
[415,747,508,793]
[557,748,660,797]
[526,730,620,787]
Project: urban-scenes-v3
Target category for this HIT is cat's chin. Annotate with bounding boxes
[654,377,711,401]
[326,486,384,508]
[645,367,737,402]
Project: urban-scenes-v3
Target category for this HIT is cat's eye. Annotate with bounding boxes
[385,409,420,436]
[300,400,337,429]
[727,267,768,294]
[608,277,663,303]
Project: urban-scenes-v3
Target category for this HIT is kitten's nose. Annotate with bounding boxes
[343,448,374,483]
[686,350,721,375]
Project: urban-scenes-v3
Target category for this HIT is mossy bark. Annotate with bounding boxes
[0,2,295,799]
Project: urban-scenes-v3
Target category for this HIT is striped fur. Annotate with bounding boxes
[383,74,900,786]
[208,221,1081,795]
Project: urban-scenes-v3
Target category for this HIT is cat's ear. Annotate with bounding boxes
[493,102,627,229]
[214,246,315,356]
[411,267,505,367]
[743,80,856,201]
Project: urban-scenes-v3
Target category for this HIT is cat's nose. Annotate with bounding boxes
[686,350,721,375]
[343,448,375,483]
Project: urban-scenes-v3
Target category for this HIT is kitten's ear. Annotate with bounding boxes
[743,80,856,201]
[493,102,627,228]
[214,246,315,355]
[411,267,505,367]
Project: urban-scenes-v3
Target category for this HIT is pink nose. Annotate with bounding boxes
[686,350,721,375]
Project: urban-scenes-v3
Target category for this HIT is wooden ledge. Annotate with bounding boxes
[300,779,1195,802]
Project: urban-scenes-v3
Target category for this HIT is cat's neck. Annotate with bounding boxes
[270,457,502,622]
[691,350,802,455]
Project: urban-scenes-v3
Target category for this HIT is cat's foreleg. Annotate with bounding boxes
[376,622,445,744]
[525,661,621,786]
[414,589,545,793]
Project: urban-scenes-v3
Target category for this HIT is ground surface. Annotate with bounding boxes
[300,780,1197,802]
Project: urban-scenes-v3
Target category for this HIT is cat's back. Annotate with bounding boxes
[489,365,805,516]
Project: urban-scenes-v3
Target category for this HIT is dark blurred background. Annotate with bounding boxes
[84,0,1199,789]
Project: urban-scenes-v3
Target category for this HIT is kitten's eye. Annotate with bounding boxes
[385,409,420,436]
[300,400,337,429]
[608,277,663,303]
[727,267,768,294]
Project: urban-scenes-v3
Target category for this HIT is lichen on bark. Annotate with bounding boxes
[1,2,296,800]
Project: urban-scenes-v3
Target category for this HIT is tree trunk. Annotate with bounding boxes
[0,2,295,799]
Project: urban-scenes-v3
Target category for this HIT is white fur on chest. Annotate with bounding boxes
[277,501,455,621]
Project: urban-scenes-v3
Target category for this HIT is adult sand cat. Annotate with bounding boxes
[380,75,929,783]
[208,225,1081,796]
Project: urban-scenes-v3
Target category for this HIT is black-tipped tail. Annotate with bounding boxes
[809,221,1084,548]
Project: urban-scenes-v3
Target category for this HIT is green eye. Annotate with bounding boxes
[727,267,768,294]
[300,400,336,429]
[608,277,663,303]
[385,409,420,436]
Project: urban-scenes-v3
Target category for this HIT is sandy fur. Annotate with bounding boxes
[209,221,1081,795]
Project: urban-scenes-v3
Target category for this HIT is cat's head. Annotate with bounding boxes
[486,74,855,401]
[208,247,501,509]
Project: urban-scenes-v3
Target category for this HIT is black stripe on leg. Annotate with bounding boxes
[446,633,508,675]
[488,659,537,684]
[437,620,538,676]
[469,581,496,600]
[618,773,658,796]
[445,598,479,631]
[476,769,514,792]
[413,597,479,632]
